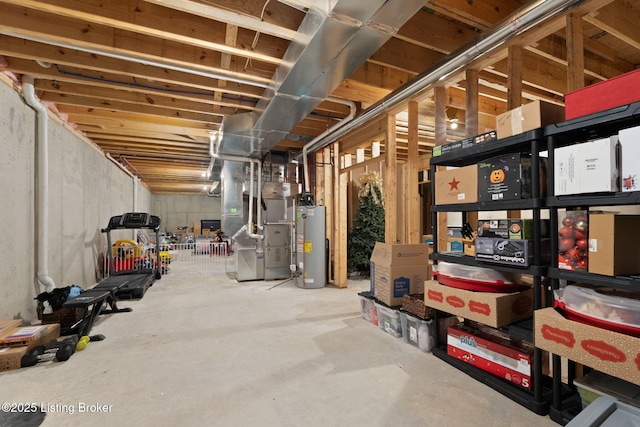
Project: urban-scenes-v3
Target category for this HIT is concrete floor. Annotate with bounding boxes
[0,255,559,427]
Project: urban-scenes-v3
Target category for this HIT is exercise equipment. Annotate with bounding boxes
[61,284,131,340]
[76,336,90,351]
[21,336,79,367]
[100,213,162,299]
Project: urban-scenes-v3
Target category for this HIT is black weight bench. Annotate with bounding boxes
[62,283,133,338]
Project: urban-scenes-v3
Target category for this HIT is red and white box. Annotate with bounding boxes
[619,125,640,192]
[447,323,535,389]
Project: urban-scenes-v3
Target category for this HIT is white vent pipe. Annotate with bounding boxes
[22,75,55,293]
[302,98,356,196]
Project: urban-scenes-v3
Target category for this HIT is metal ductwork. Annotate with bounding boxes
[217,0,427,158]
[221,161,248,239]
[295,0,584,159]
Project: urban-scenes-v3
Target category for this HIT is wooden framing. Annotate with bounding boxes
[407,101,421,244]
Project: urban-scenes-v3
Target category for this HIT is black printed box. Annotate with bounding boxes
[477,153,547,202]
[474,237,550,267]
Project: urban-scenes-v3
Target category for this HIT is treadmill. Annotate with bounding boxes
[99,212,163,299]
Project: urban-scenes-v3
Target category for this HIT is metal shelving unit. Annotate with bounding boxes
[544,101,640,425]
[429,129,551,415]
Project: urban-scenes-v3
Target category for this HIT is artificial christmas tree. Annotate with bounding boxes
[347,171,385,273]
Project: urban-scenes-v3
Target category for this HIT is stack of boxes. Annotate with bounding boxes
[0,321,61,372]
[360,242,436,347]
[430,100,564,390]
[475,219,550,267]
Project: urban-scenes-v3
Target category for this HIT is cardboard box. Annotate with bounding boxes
[434,165,478,205]
[477,154,547,202]
[463,238,475,257]
[619,126,640,192]
[0,324,60,372]
[370,243,430,307]
[447,238,463,252]
[193,221,202,236]
[432,130,497,157]
[496,100,565,139]
[447,322,536,389]
[0,325,49,347]
[535,307,640,386]
[565,68,640,120]
[588,213,640,276]
[474,237,550,267]
[0,346,29,372]
[423,280,533,328]
[0,320,23,338]
[477,219,550,240]
[554,137,619,196]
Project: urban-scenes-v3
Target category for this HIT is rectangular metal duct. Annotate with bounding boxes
[218,0,427,158]
[221,160,247,238]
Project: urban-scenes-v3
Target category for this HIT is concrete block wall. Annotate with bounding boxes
[0,78,151,322]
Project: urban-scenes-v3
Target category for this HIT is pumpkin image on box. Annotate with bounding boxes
[477,153,547,202]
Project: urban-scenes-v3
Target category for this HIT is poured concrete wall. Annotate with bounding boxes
[153,194,223,234]
[0,78,151,322]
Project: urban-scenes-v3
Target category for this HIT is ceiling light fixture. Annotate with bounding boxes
[446,107,460,130]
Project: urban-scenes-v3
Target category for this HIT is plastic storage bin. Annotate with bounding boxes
[554,285,640,337]
[374,301,402,338]
[433,261,527,292]
[574,371,640,410]
[358,291,378,326]
[566,396,640,427]
[399,311,434,352]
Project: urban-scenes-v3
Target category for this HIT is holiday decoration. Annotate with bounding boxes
[347,171,385,273]
[558,210,589,271]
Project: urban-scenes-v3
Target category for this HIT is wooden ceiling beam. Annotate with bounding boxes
[584,0,640,50]
[142,0,303,40]
[0,3,274,85]
[0,0,288,64]
[369,37,446,75]
[62,107,217,132]
[83,128,207,144]
[395,7,478,54]
[529,34,634,82]
[427,0,527,28]
[36,80,251,115]
[42,93,223,124]
[89,136,208,151]
[0,37,267,98]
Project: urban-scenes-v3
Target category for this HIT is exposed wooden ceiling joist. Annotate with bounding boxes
[0,0,637,193]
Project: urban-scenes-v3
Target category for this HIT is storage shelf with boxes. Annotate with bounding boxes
[541,98,640,425]
[430,99,558,416]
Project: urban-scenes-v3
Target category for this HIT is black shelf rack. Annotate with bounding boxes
[544,101,640,425]
[431,346,554,415]
[547,191,640,207]
[548,268,640,291]
[430,129,543,167]
[432,252,547,276]
[433,197,543,212]
[429,128,551,415]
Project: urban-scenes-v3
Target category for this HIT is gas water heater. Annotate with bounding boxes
[295,205,326,289]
